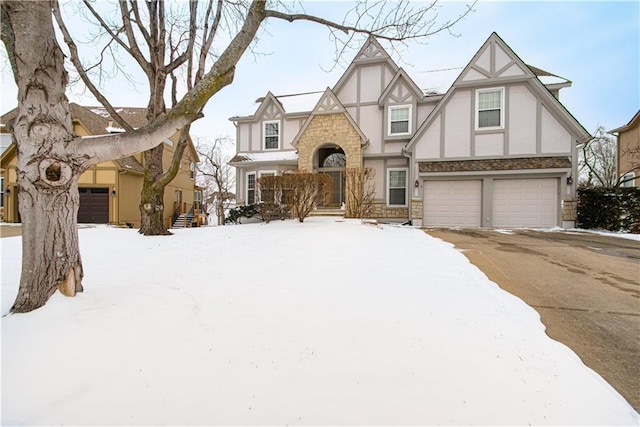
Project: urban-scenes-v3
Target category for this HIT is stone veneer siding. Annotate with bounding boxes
[562,199,578,221]
[411,198,423,220]
[418,157,571,173]
[297,113,363,172]
[368,202,408,219]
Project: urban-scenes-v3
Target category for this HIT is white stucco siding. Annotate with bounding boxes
[238,123,250,152]
[508,85,538,155]
[500,63,526,77]
[336,73,358,105]
[494,44,512,71]
[383,66,394,89]
[385,142,405,155]
[462,68,488,82]
[360,65,383,103]
[476,48,491,73]
[250,122,260,151]
[444,91,471,158]
[359,105,383,153]
[417,104,435,126]
[414,114,441,159]
[541,106,572,153]
[282,119,300,150]
[475,133,504,156]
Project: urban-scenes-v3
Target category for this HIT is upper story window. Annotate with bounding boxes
[189,162,195,179]
[164,138,174,147]
[388,105,412,136]
[476,88,504,130]
[263,120,280,150]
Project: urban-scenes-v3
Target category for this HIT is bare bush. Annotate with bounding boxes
[283,172,333,222]
[345,167,376,218]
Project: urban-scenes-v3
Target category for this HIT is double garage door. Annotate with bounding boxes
[424,178,558,228]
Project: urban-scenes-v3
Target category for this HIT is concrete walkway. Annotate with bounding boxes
[427,228,640,412]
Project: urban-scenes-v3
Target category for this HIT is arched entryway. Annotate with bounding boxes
[316,145,346,207]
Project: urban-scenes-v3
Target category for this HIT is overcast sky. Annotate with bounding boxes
[1,1,638,142]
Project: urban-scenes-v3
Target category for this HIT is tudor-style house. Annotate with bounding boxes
[229,33,590,228]
[1,104,204,227]
[610,110,640,187]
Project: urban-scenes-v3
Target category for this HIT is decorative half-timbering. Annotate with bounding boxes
[229,33,590,228]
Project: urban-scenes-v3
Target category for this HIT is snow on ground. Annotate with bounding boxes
[1,218,638,425]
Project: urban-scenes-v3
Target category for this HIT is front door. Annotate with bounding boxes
[321,170,344,207]
[317,147,346,208]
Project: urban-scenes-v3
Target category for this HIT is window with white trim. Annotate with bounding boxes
[387,168,408,206]
[247,172,256,205]
[476,88,504,129]
[0,177,4,208]
[388,105,411,136]
[263,120,280,150]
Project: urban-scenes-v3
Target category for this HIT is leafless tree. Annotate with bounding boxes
[196,137,235,225]
[344,167,376,218]
[579,126,618,188]
[1,0,475,312]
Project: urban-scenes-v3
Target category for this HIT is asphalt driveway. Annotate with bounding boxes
[426,228,640,412]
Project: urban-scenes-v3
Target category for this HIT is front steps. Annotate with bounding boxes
[309,208,345,217]
[172,213,194,228]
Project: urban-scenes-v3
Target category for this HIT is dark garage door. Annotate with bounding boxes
[78,187,109,223]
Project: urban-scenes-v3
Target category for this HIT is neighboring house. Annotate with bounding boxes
[229,32,591,228]
[0,103,203,227]
[610,110,640,187]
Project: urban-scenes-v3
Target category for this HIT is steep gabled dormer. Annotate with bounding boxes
[253,92,286,151]
[379,68,424,141]
[333,37,400,106]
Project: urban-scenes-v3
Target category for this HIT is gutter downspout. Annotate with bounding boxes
[401,145,413,225]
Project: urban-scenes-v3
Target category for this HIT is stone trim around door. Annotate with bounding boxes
[297,113,364,172]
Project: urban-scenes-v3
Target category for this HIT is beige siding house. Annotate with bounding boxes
[230,33,591,228]
[610,110,640,187]
[1,104,202,228]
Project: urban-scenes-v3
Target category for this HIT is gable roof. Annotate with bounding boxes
[291,87,369,148]
[406,32,591,151]
[609,109,640,134]
[378,68,424,106]
[332,36,400,96]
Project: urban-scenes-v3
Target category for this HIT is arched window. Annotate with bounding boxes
[323,152,346,168]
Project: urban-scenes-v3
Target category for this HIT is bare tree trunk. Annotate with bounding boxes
[3,1,85,312]
[139,144,171,235]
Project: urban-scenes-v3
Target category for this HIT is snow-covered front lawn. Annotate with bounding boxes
[1,218,637,425]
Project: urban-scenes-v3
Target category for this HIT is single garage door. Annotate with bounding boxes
[78,187,109,223]
[424,180,482,227]
[493,179,557,228]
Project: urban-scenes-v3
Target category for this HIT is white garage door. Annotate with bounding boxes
[493,179,558,228]
[424,180,482,227]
